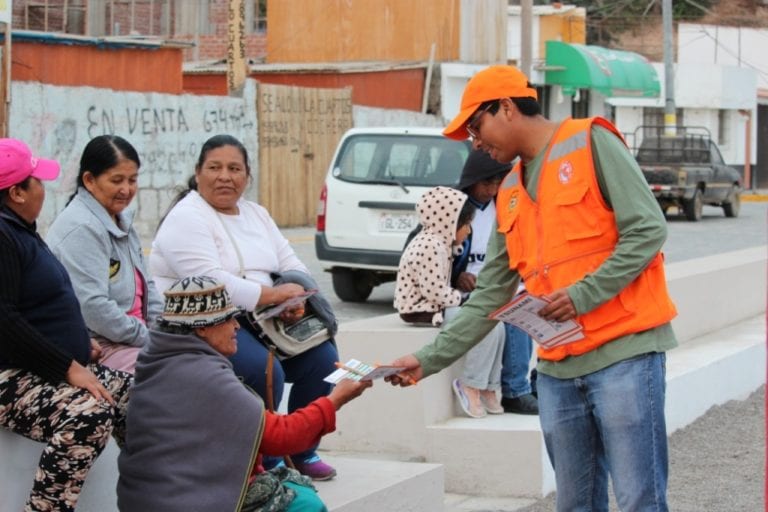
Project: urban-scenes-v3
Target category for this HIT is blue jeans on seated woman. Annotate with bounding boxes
[230,319,338,463]
[537,352,668,512]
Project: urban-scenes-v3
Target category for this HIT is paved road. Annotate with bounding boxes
[289,201,768,322]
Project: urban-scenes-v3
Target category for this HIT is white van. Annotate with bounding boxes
[315,127,471,302]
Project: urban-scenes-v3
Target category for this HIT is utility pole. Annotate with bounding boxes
[662,0,676,135]
[520,0,533,78]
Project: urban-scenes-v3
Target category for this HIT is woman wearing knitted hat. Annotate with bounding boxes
[0,138,132,512]
[151,134,340,480]
[118,275,371,512]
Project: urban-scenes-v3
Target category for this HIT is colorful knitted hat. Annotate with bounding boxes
[158,276,242,328]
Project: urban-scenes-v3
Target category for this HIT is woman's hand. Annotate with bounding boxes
[278,304,305,325]
[66,361,115,405]
[89,338,103,363]
[327,378,373,410]
[259,283,305,307]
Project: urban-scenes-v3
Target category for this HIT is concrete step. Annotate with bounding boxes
[0,434,121,512]
[0,435,444,512]
[2,315,763,509]
[437,314,765,497]
[326,313,766,499]
[316,455,444,512]
[426,414,550,498]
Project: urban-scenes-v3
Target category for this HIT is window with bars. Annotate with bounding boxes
[23,1,86,34]
[245,0,266,34]
[19,0,264,37]
[718,109,730,147]
[22,0,173,37]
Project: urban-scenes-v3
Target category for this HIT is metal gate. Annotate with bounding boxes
[256,83,353,226]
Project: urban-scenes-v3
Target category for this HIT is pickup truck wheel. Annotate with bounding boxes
[723,187,741,218]
[683,189,703,221]
[332,270,374,302]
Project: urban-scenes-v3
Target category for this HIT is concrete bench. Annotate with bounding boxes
[0,432,445,512]
[0,433,120,512]
[2,246,765,506]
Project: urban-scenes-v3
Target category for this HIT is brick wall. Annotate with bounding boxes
[175,34,267,62]
[11,0,267,61]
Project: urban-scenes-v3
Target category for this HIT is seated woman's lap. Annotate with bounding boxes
[280,341,337,412]
[230,322,338,412]
[0,365,130,448]
[231,327,285,406]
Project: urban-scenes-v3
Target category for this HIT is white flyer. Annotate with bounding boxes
[324,358,406,384]
[489,293,584,348]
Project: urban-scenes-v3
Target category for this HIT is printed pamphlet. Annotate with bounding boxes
[489,293,584,348]
[324,359,406,383]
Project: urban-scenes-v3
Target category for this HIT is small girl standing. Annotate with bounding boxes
[394,186,505,418]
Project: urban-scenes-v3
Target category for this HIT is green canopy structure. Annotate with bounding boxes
[544,40,660,98]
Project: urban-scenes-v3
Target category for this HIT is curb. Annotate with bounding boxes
[742,194,768,202]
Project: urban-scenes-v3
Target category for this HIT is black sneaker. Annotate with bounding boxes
[501,393,539,415]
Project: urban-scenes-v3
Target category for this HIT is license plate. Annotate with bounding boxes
[378,213,417,233]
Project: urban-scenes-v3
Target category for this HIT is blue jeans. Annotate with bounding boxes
[538,352,669,512]
[230,319,338,461]
[501,324,533,398]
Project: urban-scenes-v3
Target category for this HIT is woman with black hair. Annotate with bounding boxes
[0,137,131,512]
[150,134,340,481]
[47,135,163,373]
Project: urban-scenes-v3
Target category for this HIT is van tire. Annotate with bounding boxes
[333,270,374,302]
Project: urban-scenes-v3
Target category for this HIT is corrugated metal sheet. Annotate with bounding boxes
[184,67,426,111]
[8,33,185,93]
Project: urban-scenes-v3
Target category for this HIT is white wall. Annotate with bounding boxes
[608,62,757,166]
[10,80,258,239]
[353,106,443,128]
[507,8,541,63]
[439,62,488,124]
[678,24,768,91]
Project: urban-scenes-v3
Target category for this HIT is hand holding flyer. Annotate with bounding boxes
[251,290,317,322]
[324,359,407,384]
[489,293,584,348]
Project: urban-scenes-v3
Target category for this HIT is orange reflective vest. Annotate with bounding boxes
[496,117,677,361]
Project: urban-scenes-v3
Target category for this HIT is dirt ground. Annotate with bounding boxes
[517,385,765,512]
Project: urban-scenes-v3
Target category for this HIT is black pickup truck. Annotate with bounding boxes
[633,126,741,221]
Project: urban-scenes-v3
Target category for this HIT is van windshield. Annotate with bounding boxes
[334,134,471,187]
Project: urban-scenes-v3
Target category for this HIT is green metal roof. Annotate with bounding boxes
[544,40,660,98]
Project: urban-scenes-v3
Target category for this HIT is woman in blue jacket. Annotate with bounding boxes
[0,137,131,512]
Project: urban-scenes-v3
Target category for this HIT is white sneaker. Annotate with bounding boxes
[480,389,504,414]
[452,379,486,418]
